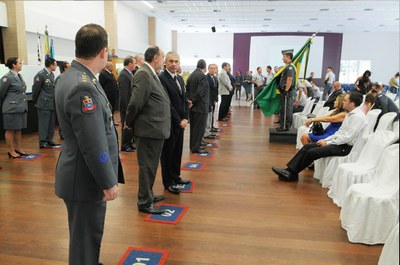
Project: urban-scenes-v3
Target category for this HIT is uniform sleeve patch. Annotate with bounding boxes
[98,152,109,164]
[2,77,7,83]
[81,95,97,113]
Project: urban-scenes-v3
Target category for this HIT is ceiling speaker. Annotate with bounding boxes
[211,26,216,33]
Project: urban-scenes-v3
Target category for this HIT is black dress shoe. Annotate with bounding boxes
[121,145,135,152]
[307,164,315,170]
[177,179,191,185]
[166,185,180,194]
[15,150,28,156]
[48,140,61,147]
[153,195,165,202]
[40,143,53,149]
[192,148,208,154]
[211,127,221,132]
[204,134,217,139]
[276,127,289,132]
[138,205,165,214]
[274,121,280,124]
[200,141,210,146]
[272,167,298,182]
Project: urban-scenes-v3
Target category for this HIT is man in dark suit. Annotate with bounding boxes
[323,81,343,110]
[99,61,118,116]
[118,56,136,152]
[206,64,220,134]
[32,57,61,149]
[55,23,120,265]
[132,54,144,76]
[159,51,191,195]
[186,59,210,154]
[126,46,171,214]
[371,82,399,128]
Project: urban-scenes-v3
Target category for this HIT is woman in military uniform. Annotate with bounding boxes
[0,57,29,158]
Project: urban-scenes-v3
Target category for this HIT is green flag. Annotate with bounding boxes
[256,34,315,116]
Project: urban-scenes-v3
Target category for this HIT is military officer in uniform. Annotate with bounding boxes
[55,24,120,265]
[277,49,296,131]
[0,57,29,158]
[32,57,61,149]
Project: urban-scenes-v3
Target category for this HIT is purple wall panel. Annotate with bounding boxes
[233,32,343,86]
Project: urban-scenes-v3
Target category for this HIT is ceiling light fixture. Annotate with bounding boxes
[363,8,373,11]
[266,9,275,12]
[141,1,154,9]
[213,9,221,12]
[320,8,329,11]
[303,24,310,27]
[347,18,355,20]
[310,18,318,21]
[264,18,271,21]
[337,24,344,27]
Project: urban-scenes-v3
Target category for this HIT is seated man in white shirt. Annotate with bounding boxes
[293,80,308,113]
[272,91,366,182]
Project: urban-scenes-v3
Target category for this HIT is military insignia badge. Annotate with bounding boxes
[81,95,97,113]
[289,67,293,70]
[2,77,7,83]
[36,77,40,82]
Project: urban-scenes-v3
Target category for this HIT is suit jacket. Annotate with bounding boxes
[0,70,28,114]
[54,60,119,201]
[99,69,118,109]
[207,73,219,106]
[159,71,189,134]
[186,68,209,113]
[126,63,171,139]
[32,68,56,110]
[218,69,232,96]
[372,93,400,120]
[324,89,343,110]
[117,68,133,112]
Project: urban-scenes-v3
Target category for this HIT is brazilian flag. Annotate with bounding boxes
[256,34,315,116]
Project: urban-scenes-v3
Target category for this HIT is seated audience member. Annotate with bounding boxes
[306,72,314,83]
[272,92,366,182]
[388,72,399,94]
[354,70,371,94]
[323,81,343,110]
[293,84,308,113]
[370,82,400,123]
[300,94,346,145]
[310,80,321,100]
[362,92,377,114]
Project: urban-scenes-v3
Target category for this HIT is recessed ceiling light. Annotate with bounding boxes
[264,18,271,21]
[156,0,164,3]
[347,18,355,20]
[188,25,194,27]
[221,25,228,27]
[337,24,344,27]
[303,24,310,27]
[213,9,221,12]
[225,30,229,32]
[263,25,269,27]
[310,18,318,21]
[180,19,187,22]
[219,19,225,21]
[320,8,329,11]
[363,8,373,11]
[379,24,385,27]
[265,9,275,12]
[169,10,175,13]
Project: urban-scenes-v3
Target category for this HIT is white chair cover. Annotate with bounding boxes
[340,144,399,245]
[292,98,315,129]
[313,109,380,187]
[376,112,398,131]
[328,131,396,206]
[378,223,399,265]
[392,121,399,140]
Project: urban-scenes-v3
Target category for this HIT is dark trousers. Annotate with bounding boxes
[136,137,164,207]
[287,143,353,173]
[253,85,262,107]
[64,199,106,265]
[161,129,184,188]
[211,103,216,128]
[218,95,230,120]
[189,111,208,151]
[120,109,134,147]
[279,94,294,129]
[38,109,55,144]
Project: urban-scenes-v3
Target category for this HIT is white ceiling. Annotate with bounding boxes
[123,0,400,33]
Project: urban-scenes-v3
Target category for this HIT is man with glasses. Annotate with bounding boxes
[272,91,366,182]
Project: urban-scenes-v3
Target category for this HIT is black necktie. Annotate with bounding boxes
[212,76,216,87]
[174,76,182,94]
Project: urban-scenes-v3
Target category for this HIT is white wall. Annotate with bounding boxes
[116,1,148,54]
[156,22,172,53]
[0,2,7,27]
[24,1,104,40]
[341,32,400,83]
[177,33,234,71]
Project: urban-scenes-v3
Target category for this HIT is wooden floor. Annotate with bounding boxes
[0,99,383,265]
